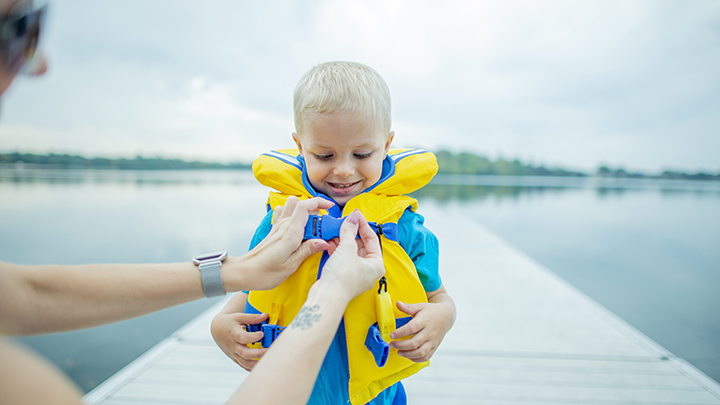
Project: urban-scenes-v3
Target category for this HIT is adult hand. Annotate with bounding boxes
[315,210,385,301]
[231,197,334,291]
[227,210,382,405]
[211,311,269,371]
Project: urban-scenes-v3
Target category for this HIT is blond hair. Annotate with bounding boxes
[293,61,391,137]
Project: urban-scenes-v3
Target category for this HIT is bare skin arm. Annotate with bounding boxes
[0,210,384,405]
[0,260,207,335]
[228,283,352,404]
[0,197,333,336]
[0,339,84,405]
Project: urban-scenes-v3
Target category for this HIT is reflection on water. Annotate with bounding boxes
[414,175,720,384]
[2,169,719,389]
[0,167,258,186]
[413,175,720,203]
[412,183,567,202]
[1,169,267,392]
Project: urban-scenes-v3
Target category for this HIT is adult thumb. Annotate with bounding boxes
[293,239,330,265]
[338,210,361,245]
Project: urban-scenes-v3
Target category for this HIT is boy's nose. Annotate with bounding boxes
[333,159,355,177]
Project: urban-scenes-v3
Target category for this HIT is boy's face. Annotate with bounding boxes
[293,111,394,206]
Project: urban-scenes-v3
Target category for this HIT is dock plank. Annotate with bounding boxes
[84,211,720,404]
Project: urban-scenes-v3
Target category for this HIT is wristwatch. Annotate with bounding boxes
[193,250,227,298]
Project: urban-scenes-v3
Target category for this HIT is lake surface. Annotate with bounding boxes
[1,169,718,392]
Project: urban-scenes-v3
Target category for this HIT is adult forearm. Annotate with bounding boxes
[227,280,349,405]
[0,261,205,335]
[0,198,335,337]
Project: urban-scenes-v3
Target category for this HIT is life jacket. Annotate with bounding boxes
[246,148,438,405]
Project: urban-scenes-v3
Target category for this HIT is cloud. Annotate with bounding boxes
[1,0,719,172]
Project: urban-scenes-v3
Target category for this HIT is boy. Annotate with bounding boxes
[212,61,456,405]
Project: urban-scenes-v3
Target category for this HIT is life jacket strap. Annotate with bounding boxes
[303,214,399,242]
[251,317,413,355]
[247,319,287,348]
[364,316,413,367]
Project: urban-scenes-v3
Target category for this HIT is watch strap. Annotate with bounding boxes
[199,260,225,297]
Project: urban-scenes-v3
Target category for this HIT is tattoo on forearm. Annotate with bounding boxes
[290,305,322,330]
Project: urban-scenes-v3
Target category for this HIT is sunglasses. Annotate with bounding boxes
[0,2,46,74]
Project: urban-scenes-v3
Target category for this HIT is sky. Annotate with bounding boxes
[1,0,719,173]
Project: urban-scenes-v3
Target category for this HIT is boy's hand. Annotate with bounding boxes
[211,312,269,372]
[389,286,456,362]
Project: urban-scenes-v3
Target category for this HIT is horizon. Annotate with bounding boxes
[3,150,719,177]
[1,1,719,174]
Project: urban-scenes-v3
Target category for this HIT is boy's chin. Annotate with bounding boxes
[327,193,357,206]
[333,196,353,206]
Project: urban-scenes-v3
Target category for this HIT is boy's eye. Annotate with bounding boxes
[314,154,333,161]
[354,152,373,159]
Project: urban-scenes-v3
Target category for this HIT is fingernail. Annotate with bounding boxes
[347,210,360,225]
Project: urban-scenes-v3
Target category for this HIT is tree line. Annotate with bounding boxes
[434,150,585,177]
[0,153,250,171]
[1,151,717,181]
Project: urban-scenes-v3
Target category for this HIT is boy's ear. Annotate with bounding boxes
[292,132,304,155]
[384,131,395,156]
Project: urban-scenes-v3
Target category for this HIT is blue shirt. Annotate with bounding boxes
[247,208,441,404]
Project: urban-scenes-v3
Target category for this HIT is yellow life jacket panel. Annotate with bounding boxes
[247,148,438,405]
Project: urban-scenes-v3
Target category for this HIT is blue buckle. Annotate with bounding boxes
[303,215,345,241]
[260,324,286,348]
[303,215,399,242]
[365,323,389,367]
[364,316,414,367]
[247,320,285,348]
[246,319,268,333]
[395,316,412,329]
[368,222,399,242]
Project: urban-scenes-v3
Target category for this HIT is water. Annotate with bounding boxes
[1,169,719,391]
[0,169,268,392]
[413,176,720,382]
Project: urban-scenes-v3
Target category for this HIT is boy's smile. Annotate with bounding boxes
[294,111,394,206]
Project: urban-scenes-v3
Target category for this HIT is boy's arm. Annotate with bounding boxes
[211,293,269,371]
[0,197,333,336]
[392,210,455,361]
[390,285,456,362]
[397,209,441,292]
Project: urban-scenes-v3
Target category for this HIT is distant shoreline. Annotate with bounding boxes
[1,151,718,181]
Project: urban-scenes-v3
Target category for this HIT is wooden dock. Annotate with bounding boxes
[84,214,720,404]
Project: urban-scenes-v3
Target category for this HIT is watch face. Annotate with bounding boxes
[193,250,227,264]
